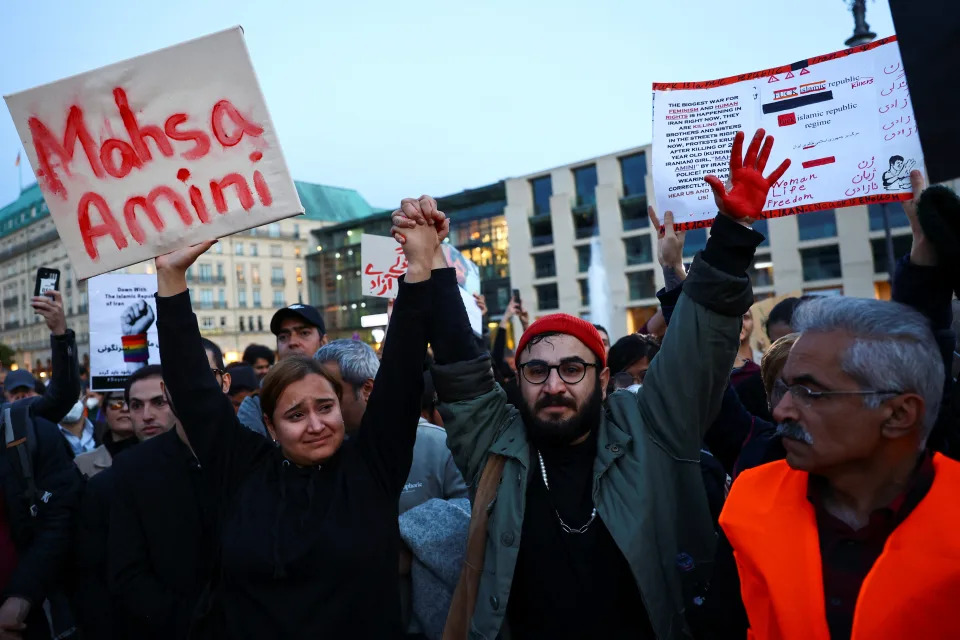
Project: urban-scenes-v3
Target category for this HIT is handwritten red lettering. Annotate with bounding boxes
[188,185,211,223]
[78,192,128,260]
[163,114,211,160]
[29,107,104,198]
[114,88,173,162]
[99,138,142,179]
[123,186,194,244]
[253,170,273,206]
[211,100,264,147]
[210,173,254,213]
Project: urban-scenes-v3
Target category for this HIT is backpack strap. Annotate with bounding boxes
[5,404,41,517]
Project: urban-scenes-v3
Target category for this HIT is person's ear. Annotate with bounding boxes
[221,372,232,394]
[599,367,611,401]
[264,413,279,443]
[362,378,374,402]
[320,334,329,346]
[880,393,924,442]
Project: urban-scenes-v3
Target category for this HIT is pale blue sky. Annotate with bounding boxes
[0,0,896,209]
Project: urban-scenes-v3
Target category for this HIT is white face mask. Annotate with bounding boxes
[63,401,85,423]
[85,396,100,410]
[625,384,642,394]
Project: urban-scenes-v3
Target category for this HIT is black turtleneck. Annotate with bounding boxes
[506,427,654,639]
[103,431,137,459]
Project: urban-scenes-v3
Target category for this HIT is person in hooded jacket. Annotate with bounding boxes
[152,203,442,639]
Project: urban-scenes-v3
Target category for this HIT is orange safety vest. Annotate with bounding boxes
[719,454,960,640]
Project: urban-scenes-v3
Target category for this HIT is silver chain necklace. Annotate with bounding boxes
[537,450,598,534]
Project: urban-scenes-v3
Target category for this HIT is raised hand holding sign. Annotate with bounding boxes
[704,129,791,223]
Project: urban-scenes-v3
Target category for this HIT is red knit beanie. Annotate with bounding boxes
[515,313,607,368]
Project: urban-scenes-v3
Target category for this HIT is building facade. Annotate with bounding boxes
[0,181,376,372]
[504,144,957,342]
[308,182,510,342]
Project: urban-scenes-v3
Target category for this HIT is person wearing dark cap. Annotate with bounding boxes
[4,370,39,403]
[236,305,328,436]
[395,129,789,639]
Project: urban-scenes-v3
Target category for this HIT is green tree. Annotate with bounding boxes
[0,344,16,369]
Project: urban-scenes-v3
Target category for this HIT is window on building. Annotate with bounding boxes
[253,289,262,308]
[624,235,653,266]
[249,316,255,332]
[198,263,212,280]
[531,176,552,216]
[251,266,261,285]
[627,270,657,300]
[294,246,301,258]
[251,243,259,257]
[293,224,300,238]
[572,207,597,238]
[797,210,837,241]
[238,289,247,308]
[529,217,553,247]
[801,245,842,281]
[214,243,223,254]
[201,316,215,329]
[577,245,591,273]
[271,244,283,258]
[868,203,910,231]
[579,279,589,307]
[221,317,227,327]
[683,228,708,258]
[620,152,647,197]
[536,283,559,310]
[258,317,264,331]
[574,164,598,207]
[619,196,649,231]
[235,242,243,256]
[273,290,284,307]
[239,316,245,331]
[749,255,775,287]
[871,235,913,274]
[533,252,556,279]
[271,267,284,284]
[752,218,771,248]
[200,289,213,306]
[218,289,226,306]
[296,267,303,284]
[269,223,281,238]
[216,262,224,279]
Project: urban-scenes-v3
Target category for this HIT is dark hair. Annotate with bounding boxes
[890,155,905,166]
[608,334,662,376]
[593,324,609,338]
[260,355,342,424]
[201,338,225,370]
[243,344,275,367]
[225,361,247,371]
[33,380,46,395]
[421,370,438,413]
[765,297,802,334]
[124,364,164,404]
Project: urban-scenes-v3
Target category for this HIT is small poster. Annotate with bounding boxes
[652,36,922,228]
[88,274,160,391]
[5,27,303,279]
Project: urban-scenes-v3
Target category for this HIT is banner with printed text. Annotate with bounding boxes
[88,273,160,391]
[652,36,922,229]
[4,27,303,279]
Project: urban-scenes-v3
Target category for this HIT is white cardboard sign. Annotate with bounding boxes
[88,274,160,391]
[4,27,303,279]
[652,36,923,229]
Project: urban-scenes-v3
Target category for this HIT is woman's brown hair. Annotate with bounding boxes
[760,332,800,400]
[260,355,343,423]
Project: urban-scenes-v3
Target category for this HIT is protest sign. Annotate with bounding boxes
[652,36,922,229]
[360,234,484,335]
[4,27,303,280]
[88,274,160,391]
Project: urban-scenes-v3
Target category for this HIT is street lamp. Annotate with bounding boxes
[843,0,896,281]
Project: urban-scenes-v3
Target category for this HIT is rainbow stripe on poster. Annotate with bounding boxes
[121,333,149,363]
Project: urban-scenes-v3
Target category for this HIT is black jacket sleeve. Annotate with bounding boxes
[430,269,484,366]
[7,419,83,604]
[75,469,116,638]
[357,274,432,497]
[156,291,269,488]
[703,384,757,476]
[685,214,764,317]
[29,330,80,425]
[491,326,507,367]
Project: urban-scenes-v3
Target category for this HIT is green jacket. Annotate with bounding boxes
[432,252,755,640]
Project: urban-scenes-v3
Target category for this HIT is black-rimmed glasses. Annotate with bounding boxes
[518,360,597,385]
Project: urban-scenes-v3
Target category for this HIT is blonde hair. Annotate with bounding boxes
[760,332,800,400]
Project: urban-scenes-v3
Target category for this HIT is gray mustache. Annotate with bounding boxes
[776,421,814,445]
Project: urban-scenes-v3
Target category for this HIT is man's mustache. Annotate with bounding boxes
[776,421,814,445]
[535,394,577,412]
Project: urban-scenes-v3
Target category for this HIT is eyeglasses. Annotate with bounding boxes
[773,379,902,408]
[612,371,645,390]
[518,360,597,385]
[212,368,225,378]
[105,399,126,411]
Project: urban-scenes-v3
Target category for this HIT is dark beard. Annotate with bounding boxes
[519,382,603,448]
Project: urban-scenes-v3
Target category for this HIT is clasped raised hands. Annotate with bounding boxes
[391,195,450,276]
[705,129,791,222]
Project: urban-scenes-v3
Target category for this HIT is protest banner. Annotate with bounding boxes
[360,234,483,334]
[4,27,303,280]
[652,36,923,229]
[88,273,160,391]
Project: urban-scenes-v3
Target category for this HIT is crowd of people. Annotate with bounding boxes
[0,128,957,639]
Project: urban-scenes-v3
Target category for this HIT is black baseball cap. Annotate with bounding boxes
[227,364,260,394]
[270,304,326,336]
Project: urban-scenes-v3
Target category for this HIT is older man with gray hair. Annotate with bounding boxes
[314,339,468,640]
[719,296,960,640]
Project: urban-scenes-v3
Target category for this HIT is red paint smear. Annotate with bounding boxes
[803,145,815,150]
[249,151,263,162]
[177,168,191,182]
[802,156,836,169]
